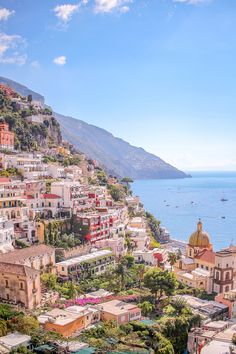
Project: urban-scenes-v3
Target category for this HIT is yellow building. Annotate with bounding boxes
[174,220,215,294]
[187,220,213,259]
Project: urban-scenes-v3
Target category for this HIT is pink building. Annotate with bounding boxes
[97,300,141,325]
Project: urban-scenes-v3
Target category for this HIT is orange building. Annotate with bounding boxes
[38,308,86,337]
[0,123,14,150]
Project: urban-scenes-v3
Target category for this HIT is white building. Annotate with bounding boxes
[3,154,48,180]
[56,249,114,279]
[0,218,14,253]
[51,181,82,208]
[133,248,168,267]
[0,332,31,353]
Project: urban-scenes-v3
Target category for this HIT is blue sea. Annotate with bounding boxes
[132,172,236,251]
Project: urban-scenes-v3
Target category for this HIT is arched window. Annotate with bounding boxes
[215,271,220,280]
[225,271,230,280]
[225,286,230,292]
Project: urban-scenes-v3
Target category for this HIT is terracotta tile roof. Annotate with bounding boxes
[0,245,55,264]
[41,193,61,199]
[195,249,215,264]
[0,262,39,278]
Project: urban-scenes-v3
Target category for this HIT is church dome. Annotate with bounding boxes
[188,220,211,248]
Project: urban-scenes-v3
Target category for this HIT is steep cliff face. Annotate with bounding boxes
[0,76,189,179]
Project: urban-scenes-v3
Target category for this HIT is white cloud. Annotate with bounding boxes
[0,8,15,21]
[53,55,66,65]
[54,4,79,23]
[30,60,40,68]
[94,0,132,13]
[174,0,209,4]
[0,32,27,65]
[120,5,130,13]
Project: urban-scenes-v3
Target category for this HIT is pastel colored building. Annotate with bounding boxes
[0,332,31,353]
[97,300,141,325]
[0,244,56,273]
[213,246,236,294]
[174,221,215,294]
[0,123,14,150]
[51,181,82,208]
[0,262,41,309]
[38,308,86,337]
[215,289,236,318]
[0,218,14,253]
[94,235,127,258]
[3,154,48,180]
[76,211,114,243]
[56,249,114,280]
[133,248,168,267]
[176,267,212,294]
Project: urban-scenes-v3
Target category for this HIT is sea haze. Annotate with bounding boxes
[132,172,236,251]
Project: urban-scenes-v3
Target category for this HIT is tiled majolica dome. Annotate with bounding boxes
[188,220,210,248]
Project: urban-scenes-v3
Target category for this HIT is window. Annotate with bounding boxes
[226,264,229,268]
[225,286,230,292]
[5,280,9,288]
[215,271,220,280]
[225,271,230,280]
[20,282,23,290]
[62,267,65,271]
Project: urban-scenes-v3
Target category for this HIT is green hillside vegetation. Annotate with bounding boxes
[0,87,61,151]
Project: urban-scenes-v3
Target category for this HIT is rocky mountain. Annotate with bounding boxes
[0,76,44,103]
[0,76,189,179]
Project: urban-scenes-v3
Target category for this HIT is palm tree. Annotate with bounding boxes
[115,263,127,291]
[136,264,145,290]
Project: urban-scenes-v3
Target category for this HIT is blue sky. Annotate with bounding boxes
[0,0,236,172]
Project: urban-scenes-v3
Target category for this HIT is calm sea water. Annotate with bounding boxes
[132,172,236,251]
